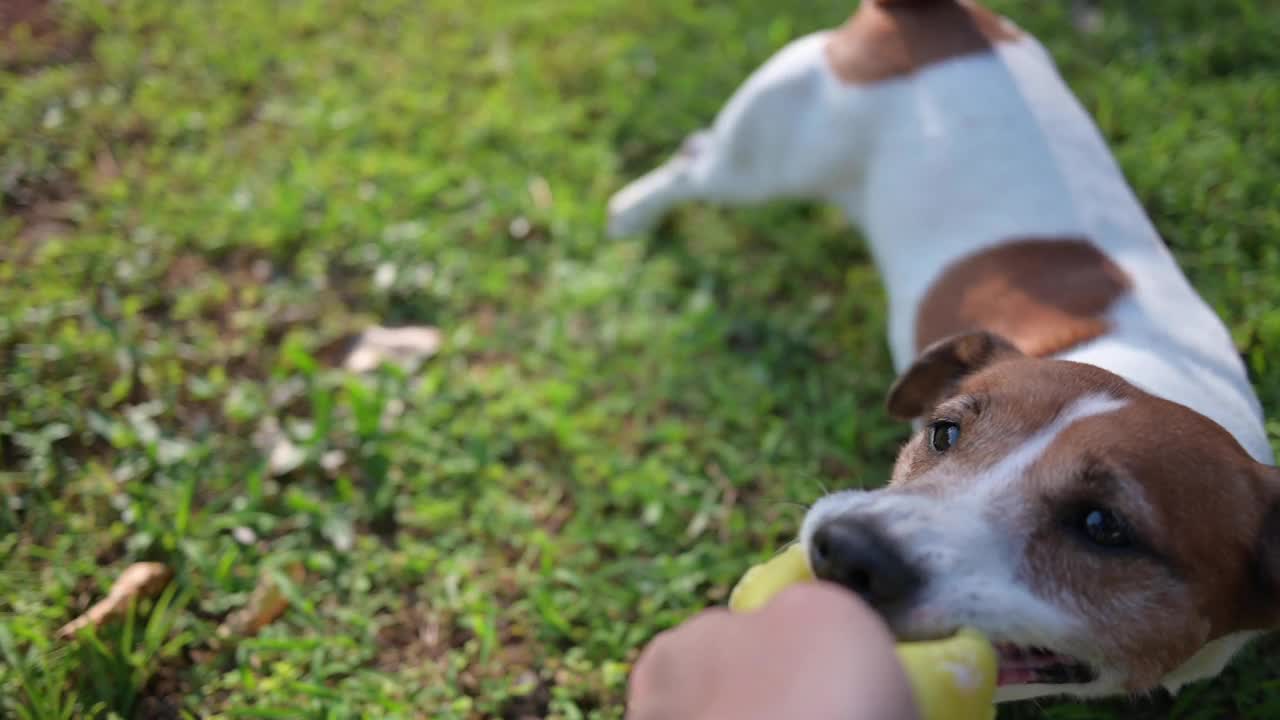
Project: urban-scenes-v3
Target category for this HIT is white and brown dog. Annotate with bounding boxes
[608,0,1279,703]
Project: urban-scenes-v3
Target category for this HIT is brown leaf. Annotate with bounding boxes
[343,325,442,374]
[217,564,305,638]
[57,562,173,639]
[528,176,553,210]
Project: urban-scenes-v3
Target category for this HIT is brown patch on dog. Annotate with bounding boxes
[826,0,1023,84]
[914,238,1131,358]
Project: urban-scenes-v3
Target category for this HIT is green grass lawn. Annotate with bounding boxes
[3,0,1279,717]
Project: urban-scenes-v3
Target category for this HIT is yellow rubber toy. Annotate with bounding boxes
[728,544,997,720]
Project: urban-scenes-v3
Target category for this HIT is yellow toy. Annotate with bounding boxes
[729,544,997,720]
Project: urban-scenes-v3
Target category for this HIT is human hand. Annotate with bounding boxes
[626,581,919,720]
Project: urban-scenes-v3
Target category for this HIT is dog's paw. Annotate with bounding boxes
[607,203,657,239]
[606,184,662,238]
[606,162,687,238]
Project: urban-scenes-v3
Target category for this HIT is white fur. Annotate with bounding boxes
[968,394,1129,503]
[1161,630,1260,693]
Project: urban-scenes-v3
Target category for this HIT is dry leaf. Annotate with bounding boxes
[231,526,258,545]
[374,262,397,289]
[266,437,305,476]
[320,449,347,475]
[509,216,532,239]
[252,417,306,476]
[343,325,442,374]
[217,564,305,638]
[57,562,173,639]
[528,176,553,210]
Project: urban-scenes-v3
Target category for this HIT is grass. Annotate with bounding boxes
[2,0,1279,717]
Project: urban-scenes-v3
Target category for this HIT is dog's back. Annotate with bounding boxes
[819,1,1269,461]
[607,0,1267,461]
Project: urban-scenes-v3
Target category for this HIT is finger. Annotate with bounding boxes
[626,609,735,718]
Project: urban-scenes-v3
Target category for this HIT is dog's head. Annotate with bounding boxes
[801,331,1280,700]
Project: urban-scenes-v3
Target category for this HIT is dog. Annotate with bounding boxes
[607,0,1278,703]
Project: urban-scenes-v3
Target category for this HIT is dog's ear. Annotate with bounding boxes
[885,331,1022,420]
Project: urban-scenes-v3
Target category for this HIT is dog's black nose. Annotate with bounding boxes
[810,519,921,607]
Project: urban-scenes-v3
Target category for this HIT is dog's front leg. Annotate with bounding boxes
[606,132,711,238]
[607,37,836,238]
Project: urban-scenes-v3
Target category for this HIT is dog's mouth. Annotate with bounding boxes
[995,643,1097,686]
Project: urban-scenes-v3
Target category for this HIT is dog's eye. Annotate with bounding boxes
[928,421,960,452]
[1081,507,1131,548]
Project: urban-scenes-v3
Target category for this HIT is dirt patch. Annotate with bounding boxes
[1,0,93,72]
[0,0,57,39]
[3,198,78,266]
[135,662,187,720]
[498,672,553,720]
[374,598,470,673]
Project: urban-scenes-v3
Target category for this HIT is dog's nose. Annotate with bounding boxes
[810,519,921,607]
